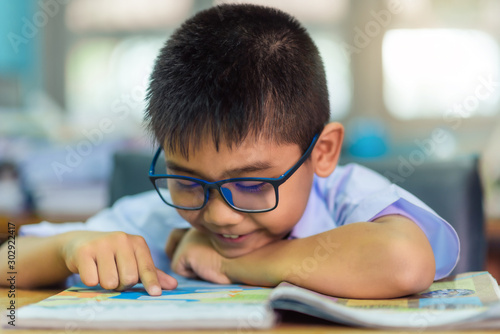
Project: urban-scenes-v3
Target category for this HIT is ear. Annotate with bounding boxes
[311,122,344,177]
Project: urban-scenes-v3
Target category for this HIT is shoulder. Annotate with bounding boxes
[290,163,398,237]
[315,162,393,202]
[311,162,440,227]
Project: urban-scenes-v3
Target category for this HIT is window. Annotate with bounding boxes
[65,0,353,128]
[383,29,500,120]
[314,35,352,120]
[66,36,166,132]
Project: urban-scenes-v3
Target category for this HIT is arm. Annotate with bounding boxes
[0,235,72,289]
[224,215,435,298]
[0,231,177,295]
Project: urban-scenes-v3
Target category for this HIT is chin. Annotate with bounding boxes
[213,238,278,259]
[209,231,285,259]
[217,246,252,259]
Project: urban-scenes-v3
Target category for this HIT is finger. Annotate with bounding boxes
[173,259,198,279]
[133,239,162,296]
[115,245,139,291]
[193,266,230,285]
[156,268,178,290]
[209,274,232,285]
[76,254,99,287]
[96,251,119,290]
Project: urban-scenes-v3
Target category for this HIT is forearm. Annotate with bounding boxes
[224,217,435,298]
[0,234,73,289]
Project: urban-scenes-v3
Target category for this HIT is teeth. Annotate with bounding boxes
[222,234,240,239]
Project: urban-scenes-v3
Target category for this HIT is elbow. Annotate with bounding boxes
[392,262,435,296]
[389,242,436,296]
[2,273,36,290]
[10,276,65,290]
[13,278,41,290]
[0,276,37,290]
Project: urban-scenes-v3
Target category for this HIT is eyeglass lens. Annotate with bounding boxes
[154,177,276,211]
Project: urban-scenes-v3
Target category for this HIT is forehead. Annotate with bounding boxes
[163,135,302,175]
[166,133,298,157]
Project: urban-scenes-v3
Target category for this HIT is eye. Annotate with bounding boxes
[174,179,200,189]
[233,181,268,193]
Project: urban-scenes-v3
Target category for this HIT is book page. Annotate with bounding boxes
[14,278,275,330]
[270,271,500,329]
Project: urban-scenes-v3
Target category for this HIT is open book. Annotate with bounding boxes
[9,271,500,330]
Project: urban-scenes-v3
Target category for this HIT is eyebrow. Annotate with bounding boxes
[165,160,275,180]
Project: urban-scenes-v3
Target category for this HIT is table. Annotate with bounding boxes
[1,288,499,334]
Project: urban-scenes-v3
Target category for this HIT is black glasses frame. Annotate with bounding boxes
[149,134,319,213]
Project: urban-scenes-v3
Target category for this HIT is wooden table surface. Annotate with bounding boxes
[1,288,499,334]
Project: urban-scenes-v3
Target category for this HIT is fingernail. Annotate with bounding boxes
[149,285,162,296]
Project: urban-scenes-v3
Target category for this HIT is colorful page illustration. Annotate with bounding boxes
[17,278,275,330]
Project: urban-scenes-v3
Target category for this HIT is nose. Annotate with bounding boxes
[203,190,244,228]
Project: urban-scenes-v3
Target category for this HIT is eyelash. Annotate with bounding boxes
[234,182,267,192]
[175,180,200,189]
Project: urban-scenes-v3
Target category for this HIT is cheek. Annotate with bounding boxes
[261,168,313,234]
[176,210,199,228]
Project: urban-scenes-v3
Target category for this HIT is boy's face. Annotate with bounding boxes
[164,136,315,258]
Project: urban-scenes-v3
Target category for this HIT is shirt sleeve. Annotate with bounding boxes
[370,200,460,280]
[292,163,460,280]
[336,164,460,280]
[19,190,191,285]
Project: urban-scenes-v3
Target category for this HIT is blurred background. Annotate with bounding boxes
[0,0,499,243]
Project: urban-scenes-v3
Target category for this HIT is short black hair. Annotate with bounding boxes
[145,3,329,157]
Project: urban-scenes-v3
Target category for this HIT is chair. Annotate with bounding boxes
[108,150,161,206]
[109,151,486,274]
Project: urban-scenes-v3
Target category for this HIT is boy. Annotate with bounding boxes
[0,4,459,298]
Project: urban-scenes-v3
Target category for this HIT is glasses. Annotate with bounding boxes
[149,134,319,213]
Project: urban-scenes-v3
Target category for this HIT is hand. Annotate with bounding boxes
[170,229,231,284]
[165,228,189,260]
[60,231,177,295]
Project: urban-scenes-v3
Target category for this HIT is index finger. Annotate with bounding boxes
[133,239,163,296]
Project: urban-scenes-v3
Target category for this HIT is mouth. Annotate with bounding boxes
[214,232,252,243]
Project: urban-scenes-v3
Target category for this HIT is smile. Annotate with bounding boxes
[215,232,252,243]
[222,234,240,239]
